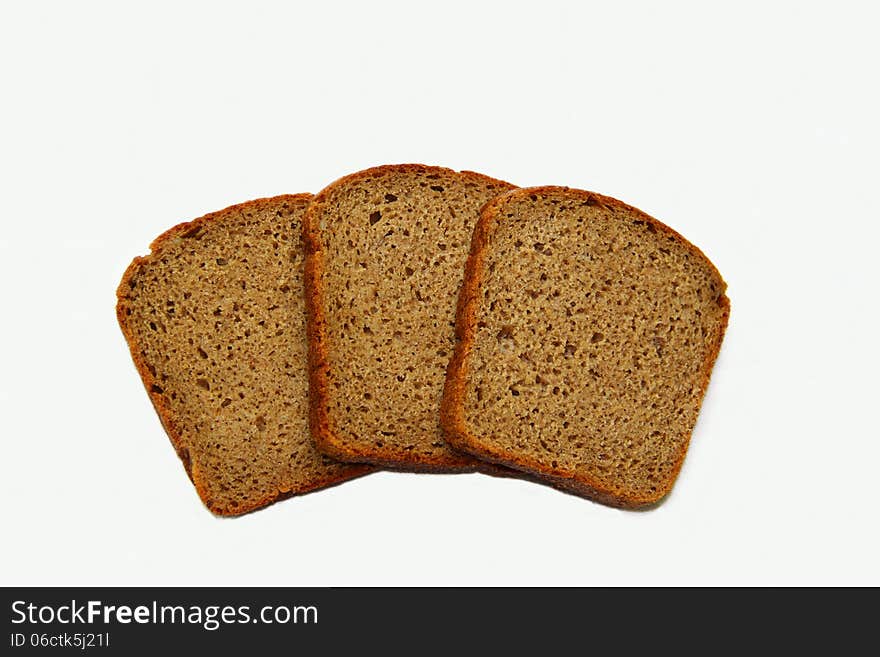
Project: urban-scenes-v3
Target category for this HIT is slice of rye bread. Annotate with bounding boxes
[441,187,730,507]
[116,195,373,515]
[304,164,517,471]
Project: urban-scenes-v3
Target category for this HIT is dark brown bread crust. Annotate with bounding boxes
[441,186,730,508]
[116,195,373,516]
[303,164,516,473]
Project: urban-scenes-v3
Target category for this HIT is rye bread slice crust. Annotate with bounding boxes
[441,187,729,507]
[303,164,516,471]
[117,195,372,516]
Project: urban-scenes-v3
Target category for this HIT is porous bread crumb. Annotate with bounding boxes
[442,187,729,506]
[304,165,516,470]
[116,195,371,515]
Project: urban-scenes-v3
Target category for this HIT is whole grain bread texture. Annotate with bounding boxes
[441,187,729,507]
[117,195,372,515]
[304,164,516,471]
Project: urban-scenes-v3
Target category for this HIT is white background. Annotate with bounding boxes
[1,1,877,586]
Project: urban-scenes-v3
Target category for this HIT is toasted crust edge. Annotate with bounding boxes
[302,164,517,473]
[116,194,373,516]
[440,186,730,508]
